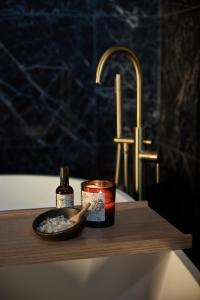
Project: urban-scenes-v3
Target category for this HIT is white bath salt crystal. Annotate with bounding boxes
[37,215,74,233]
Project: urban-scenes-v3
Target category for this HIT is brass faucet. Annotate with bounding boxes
[96,46,159,200]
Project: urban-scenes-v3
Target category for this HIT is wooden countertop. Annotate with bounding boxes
[0,202,192,267]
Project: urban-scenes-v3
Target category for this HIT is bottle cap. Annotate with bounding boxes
[60,166,69,184]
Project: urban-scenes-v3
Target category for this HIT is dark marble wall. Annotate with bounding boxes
[0,1,96,178]
[0,1,160,180]
[149,0,200,269]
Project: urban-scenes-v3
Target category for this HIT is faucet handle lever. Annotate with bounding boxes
[114,137,152,145]
[139,151,158,161]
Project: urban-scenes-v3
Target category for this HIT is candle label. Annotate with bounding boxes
[56,194,74,208]
[82,191,105,222]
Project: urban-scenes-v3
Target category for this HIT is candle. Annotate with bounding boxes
[81,180,116,227]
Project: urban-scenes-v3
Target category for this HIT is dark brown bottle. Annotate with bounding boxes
[56,166,74,208]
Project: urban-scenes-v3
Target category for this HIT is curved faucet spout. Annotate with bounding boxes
[95,46,143,127]
[95,46,158,200]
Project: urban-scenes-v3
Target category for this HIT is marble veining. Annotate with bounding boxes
[160,0,200,186]
[155,0,200,270]
[0,1,160,179]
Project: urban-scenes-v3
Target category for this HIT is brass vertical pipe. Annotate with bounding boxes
[156,162,160,184]
[115,144,121,185]
[115,74,122,185]
[123,142,129,192]
[134,128,139,197]
[115,74,122,138]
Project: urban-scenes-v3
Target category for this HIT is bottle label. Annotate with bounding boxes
[56,194,74,208]
[82,191,105,222]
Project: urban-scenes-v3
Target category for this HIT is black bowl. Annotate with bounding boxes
[32,207,86,240]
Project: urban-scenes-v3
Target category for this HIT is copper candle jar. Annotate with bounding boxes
[81,180,116,227]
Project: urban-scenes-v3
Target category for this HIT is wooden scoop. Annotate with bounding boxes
[69,203,91,224]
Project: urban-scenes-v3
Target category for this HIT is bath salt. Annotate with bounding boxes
[37,215,74,233]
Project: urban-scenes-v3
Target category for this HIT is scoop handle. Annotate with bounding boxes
[78,202,91,219]
[69,202,91,224]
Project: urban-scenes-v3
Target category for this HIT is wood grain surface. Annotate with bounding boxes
[0,202,192,266]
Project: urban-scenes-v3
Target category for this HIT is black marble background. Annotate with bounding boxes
[148,0,200,269]
[0,0,160,180]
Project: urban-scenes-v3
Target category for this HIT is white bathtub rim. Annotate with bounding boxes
[0,174,134,211]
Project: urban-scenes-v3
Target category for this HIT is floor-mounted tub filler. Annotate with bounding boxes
[0,175,199,300]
